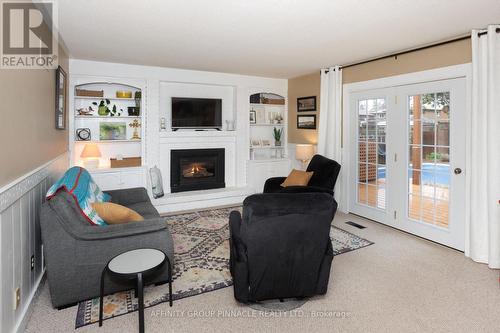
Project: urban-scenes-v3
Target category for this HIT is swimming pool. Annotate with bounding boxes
[377,163,450,185]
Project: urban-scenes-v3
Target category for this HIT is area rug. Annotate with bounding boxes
[75,207,373,328]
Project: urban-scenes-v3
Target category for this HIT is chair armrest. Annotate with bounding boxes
[229,211,242,240]
[229,211,246,262]
[279,185,334,196]
[105,187,151,206]
[76,217,167,241]
[263,177,287,193]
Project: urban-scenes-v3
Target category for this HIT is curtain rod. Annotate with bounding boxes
[339,34,471,70]
[323,28,499,72]
[478,27,500,37]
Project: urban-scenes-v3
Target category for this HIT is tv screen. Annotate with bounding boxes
[171,97,222,129]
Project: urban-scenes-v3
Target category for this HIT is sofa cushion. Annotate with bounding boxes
[126,202,161,220]
[91,202,144,224]
[46,167,111,226]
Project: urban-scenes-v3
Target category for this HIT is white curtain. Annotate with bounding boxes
[467,25,500,268]
[318,66,343,208]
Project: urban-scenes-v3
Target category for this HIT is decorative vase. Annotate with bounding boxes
[98,106,109,116]
[226,120,235,131]
[275,140,282,146]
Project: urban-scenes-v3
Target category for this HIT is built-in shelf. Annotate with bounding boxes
[85,166,145,173]
[75,96,138,101]
[75,139,141,144]
[250,103,285,107]
[248,158,290,163]
[75,115,141,119]
[250,123,284,127]
[250,146,285,149]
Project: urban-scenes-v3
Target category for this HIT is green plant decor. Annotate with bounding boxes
[92,99,111,116]
[273,127,283,146]
[109,104,122,116]
[134,91,141,109]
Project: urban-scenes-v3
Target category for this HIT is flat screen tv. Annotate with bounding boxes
[171,97,222,130]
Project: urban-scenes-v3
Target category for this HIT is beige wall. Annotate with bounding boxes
[288,72,321,144]
[342,38,471,83]
[0,45,69,187]
[288,38,472,144]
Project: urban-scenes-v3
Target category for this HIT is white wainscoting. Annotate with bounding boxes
[0,153,68,333]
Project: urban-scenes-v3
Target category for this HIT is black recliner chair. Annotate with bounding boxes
[263,154,341,195]
[229,193,337,303]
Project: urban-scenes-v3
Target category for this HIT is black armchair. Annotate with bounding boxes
[229,193,337,303]
[263,154,341,195]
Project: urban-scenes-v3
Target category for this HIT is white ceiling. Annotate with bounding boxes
[57,0,500,79]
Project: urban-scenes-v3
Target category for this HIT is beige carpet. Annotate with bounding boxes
[24,212,500,333]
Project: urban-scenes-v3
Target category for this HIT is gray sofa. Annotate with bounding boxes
[40,187,174,308]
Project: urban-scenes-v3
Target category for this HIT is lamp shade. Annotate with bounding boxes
[295,144,314,161]
[80,143,102,158]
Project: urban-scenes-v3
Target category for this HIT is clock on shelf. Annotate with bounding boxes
[76,128,91,141]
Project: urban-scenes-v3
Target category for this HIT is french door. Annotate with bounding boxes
[349,78,466,250]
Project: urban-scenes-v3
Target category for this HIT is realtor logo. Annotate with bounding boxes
[1,0,58,69]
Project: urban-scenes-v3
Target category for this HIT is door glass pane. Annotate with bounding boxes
[366,185,377,206]
[358,163,367,183]
[408,145,421,169]
[407,92,450,228]
[436,120,449,146]
[358,183,367,204]
[357,98,386,210]
[377,144,386,165]
[408,194,421,220]
[435,200,449,227]
[377,184,386,209]
[408,169,421,196]
[409,120,421,145]
[421,197,435,224]
[422,121,435,145]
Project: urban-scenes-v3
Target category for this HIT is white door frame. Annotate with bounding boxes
[342,64,472,245]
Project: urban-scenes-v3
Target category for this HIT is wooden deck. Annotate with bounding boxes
[358,181,449,228]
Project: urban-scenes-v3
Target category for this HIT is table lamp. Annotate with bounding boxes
[80,143,101,169]
[295,144,314,169]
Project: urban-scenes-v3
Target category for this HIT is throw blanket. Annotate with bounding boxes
[46,166,110,226]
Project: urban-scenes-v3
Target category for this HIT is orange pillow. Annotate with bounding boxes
[91,202,144,225]
[280,169,314,187]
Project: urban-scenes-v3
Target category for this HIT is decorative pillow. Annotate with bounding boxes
[46,166,111,226]
[281,169,314,187]
[91,202,144,224]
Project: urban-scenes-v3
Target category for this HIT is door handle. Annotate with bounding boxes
[454,168,462,175]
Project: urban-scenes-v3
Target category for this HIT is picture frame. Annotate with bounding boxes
[297,115,316,129]
[250,110,256,124]
[250,138,261,147]
[255,109,266,124]
[100,122,127,140]
[55,66,67,129]
[297,96,316,112]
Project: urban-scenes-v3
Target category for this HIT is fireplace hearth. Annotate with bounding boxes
[170,148,225,193]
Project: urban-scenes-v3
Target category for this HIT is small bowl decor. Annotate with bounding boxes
[116,91,132,98]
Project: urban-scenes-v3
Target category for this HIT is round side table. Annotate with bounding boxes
[99,248,172,333]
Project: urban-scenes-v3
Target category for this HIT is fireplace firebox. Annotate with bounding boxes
[170,148,225,193]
